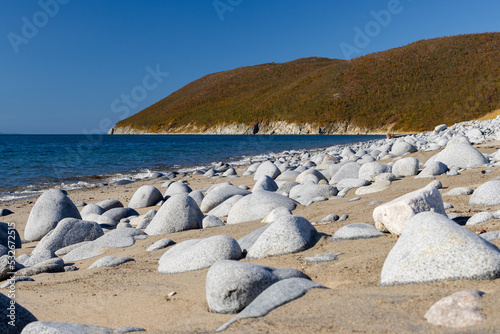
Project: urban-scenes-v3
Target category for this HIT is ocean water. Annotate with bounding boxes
[0,134,384,201]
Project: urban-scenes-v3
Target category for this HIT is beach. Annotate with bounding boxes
[2,122,500,333]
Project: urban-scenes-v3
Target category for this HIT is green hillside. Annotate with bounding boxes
[115,33,500,133]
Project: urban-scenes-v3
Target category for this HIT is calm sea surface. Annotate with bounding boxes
[0,134,384,201]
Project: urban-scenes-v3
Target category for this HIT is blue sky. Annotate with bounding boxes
[1,0,499,134]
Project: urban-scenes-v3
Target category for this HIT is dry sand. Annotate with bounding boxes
[2,142,500,333]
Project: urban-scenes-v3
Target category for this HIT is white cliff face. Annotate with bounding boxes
[108,121,391,135]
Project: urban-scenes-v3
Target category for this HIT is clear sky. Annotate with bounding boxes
[1,0,499,134]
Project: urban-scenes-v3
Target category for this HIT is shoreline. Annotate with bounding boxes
[0,135,385,203]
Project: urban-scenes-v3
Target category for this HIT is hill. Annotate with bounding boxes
[111,33,500,135]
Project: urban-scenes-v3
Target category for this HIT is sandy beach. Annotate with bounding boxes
[2,133,500,333]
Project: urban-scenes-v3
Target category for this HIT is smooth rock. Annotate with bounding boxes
[331,223,384,241]
[392,157,419,176]
[128,185,163,209]
[358,162,391,181]
[336,178,370,190]
[424,290,484,328]
[206,260,309,314]
[227,191,297,225]
[158,235,242,274]
[431,143,487,168]
[252,176,278,192]
[379,212,500,286]
[188,190,204,208]
[102,208,139,222]
[202,215,225,228]
[466,212,495,226]
[200,184,250,212]
[207,195,245,218]
[390,141,417,155]
[302,252,338,263]
[63,228,146,262]
[373,184,446,236]
[80,204,105,217]
[134,209,157,229]
[469,180,500,206]
[261,207,292,224]
[88,256,134,268]
[417,161,448,178]
[442,187,474,196]
[25,189,82,242]
[330,162,361,184]
[0,292,37,333]
[164,182,192,197]
[15,258,65,277]
[20,321,146,334]
[355,179,391,195]
[96,199,123,212]
[253,161,281,180]
[245,215,318,259]
[480,231,500,242]
[145,194,203,235]
[146,238,175,252]
[82,214,117,228]
[216,278,327,333]
[33,218,103,253]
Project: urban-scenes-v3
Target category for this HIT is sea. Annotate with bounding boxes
[0,134,384,202]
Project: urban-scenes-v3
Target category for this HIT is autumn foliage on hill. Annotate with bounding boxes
[116,33,500,133]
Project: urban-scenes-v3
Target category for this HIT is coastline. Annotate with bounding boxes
[2,118,500,332]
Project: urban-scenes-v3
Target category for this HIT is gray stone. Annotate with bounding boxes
[480,231,500,242]
[0,276,34,289]
[276,181,300,195]
[114,179,134,186]
[200,184,250,212]
[117,222,132,229]
[379,212,500,286]
[15,258,65,277]
[128,185,163,209]
[424,290,484,328]
[295,169,328,184]
[216,278,327,332]
[88,256,134,268]
[358,162,391,181]
[207,195,245,218]
[442,187,474,196]
[390,141,417,156]
[158,235,242,274]
[80,204,105,217]
[34,218,103,253]
[25,189,82,242]
[20,321,145,334]
[144,194,203,235]
[63,228,146,262]
[134,209,157,229]
[469,180,500,206]
[0,209,13,217]
[102,208,139,222]
[24,249,57,267]
[289,181,338,200]
[319,214,339,223]
[330,162,362,184]
[331,223,384,241]
[336,178,370,190]
[261,207,292,224]
[0,292,37,333]
[369,201,383,205]
[348,197,361,202]
[164,182,192,197]
[245,215,318,259]
[275,170,301,181]
[0,255,24,281]
[443,202,454,210]
[392,157,419,176]
[146,238,175,252]
[252,175,278,192]
[422,161,451,178]
[82,214,117,228]
[54,241,90,256]
[466,212,495,226]
[188,190,204,208]
[355,179,391,195]
[373,184,446,236]
[96,199,123,211]
[206,260,309,314]
[222,168,238,177]
[338,214,349,221]
[432,143,488,168]
[227,191,297,225]
[203,215,225,228]
[253,161,281,180]
[0,222,21,249]
[434,124,448,132]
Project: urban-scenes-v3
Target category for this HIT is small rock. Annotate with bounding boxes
[302,252,338,263]
[469,180,500,206]
[424,290,484,328]
[442,187,474,196]
[146,238,175,252]
[466,212,495,226]
[202,215,225,228]
[331,223,384,241]
[89,256,134,268]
